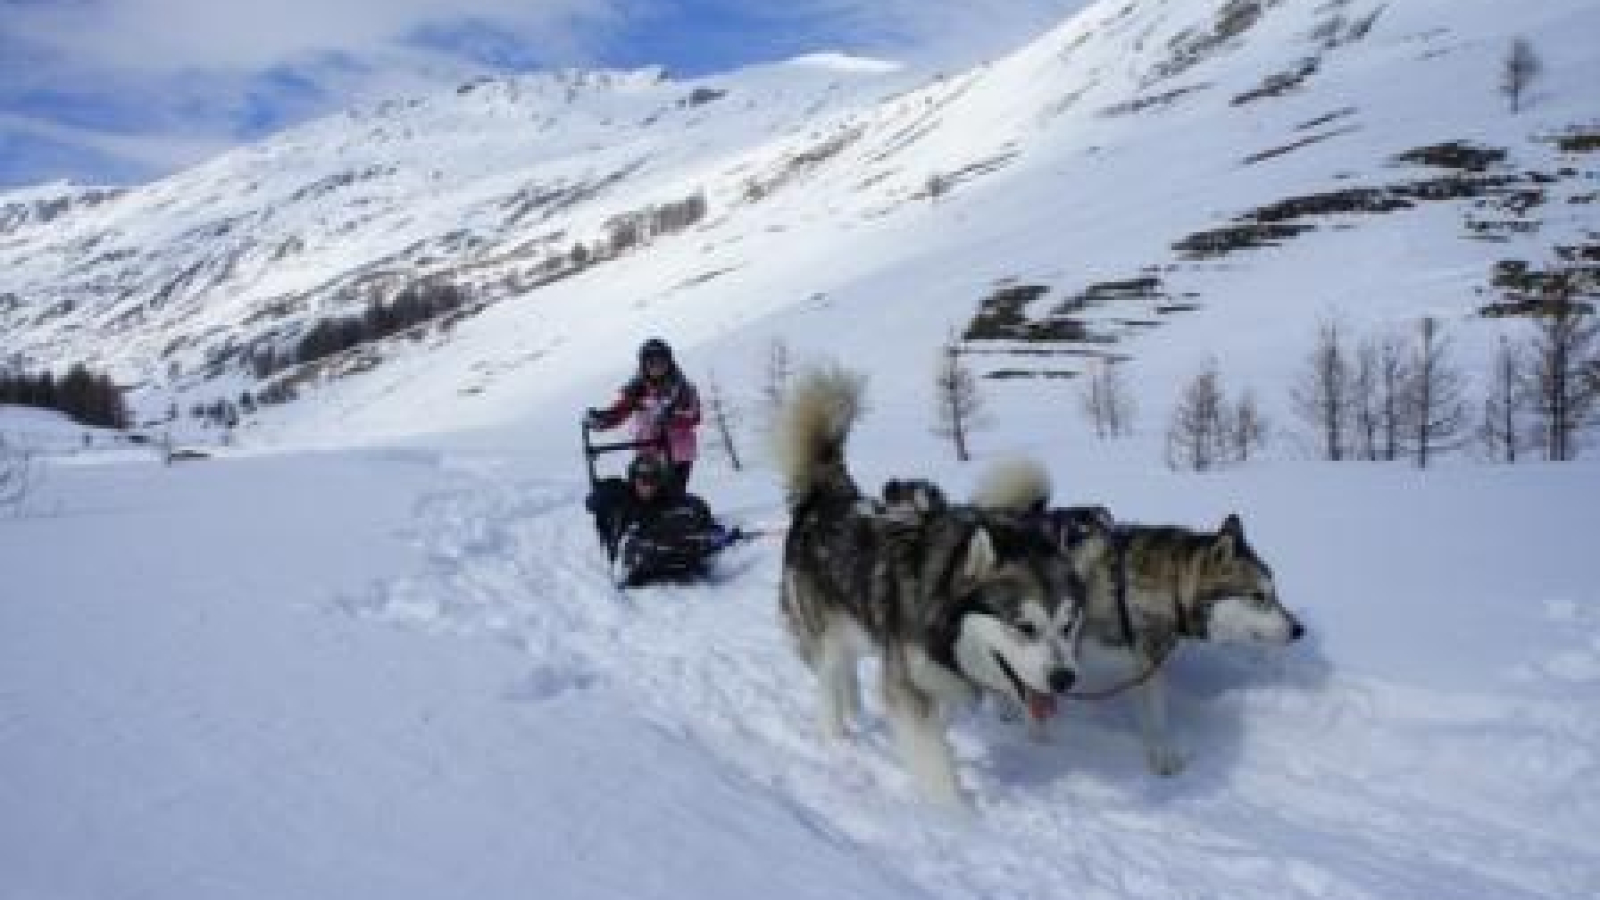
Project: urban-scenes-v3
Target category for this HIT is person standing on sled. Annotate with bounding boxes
[584,455,733,586]
[585,337,700,492]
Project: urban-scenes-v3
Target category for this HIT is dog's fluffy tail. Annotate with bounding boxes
[972,458,1051,513]
[773,364,865,507]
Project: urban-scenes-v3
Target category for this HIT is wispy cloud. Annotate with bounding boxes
[722,0,1090,68]
[0,0,1090,188]
[3,0,630,72]
[0,110,232,171]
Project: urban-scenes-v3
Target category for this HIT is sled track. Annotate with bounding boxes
[343,471,1598,900]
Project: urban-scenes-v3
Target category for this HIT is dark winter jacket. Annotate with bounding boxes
[586,477,724,565]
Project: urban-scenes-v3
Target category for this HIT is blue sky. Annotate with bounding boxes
[0,0,1089,189]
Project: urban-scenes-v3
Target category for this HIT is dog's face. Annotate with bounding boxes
[1193,514,1303,644]
[951,531,1082,721]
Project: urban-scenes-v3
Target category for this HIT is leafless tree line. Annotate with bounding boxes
[1290,302,1598,467]
[706,289,1597,477]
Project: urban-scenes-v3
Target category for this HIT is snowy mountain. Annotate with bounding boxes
[3,2,1599,899]
[2,0,1594,446]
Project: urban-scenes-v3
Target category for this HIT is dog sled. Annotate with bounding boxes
[581,419,755,588]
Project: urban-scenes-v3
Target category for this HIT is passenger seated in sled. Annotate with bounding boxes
[585,454,739,587]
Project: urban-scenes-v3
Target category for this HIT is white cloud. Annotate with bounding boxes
[739,0,1092,68]
[0,110,233,173]
[5,0,633,73]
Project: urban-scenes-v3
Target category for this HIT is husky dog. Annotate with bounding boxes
[776,367,1083,804]
[976,474,1304,776]
[879,478,948,517]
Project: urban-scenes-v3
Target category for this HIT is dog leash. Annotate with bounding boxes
[1065,639,1177,701]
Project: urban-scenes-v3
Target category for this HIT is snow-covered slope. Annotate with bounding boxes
[3,0,1596,449]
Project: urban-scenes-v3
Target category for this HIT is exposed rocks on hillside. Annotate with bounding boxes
[1394,141,1506,172]
[0,188,125,236]
[1483,243,1600,317]
[1175,140,1532,260]
[1101,84,1210,117]
[1146,0,1267,87]
[1242,126,1358,166]
[741,128,864,202]
[959,276,1194,379]
[1233,56,1321,106]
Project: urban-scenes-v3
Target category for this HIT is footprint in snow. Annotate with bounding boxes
[503,663,602,703]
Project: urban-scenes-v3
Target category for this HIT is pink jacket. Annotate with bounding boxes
[594,371,700,463]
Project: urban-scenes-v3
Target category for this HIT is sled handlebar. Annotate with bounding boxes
[581,420,672,489]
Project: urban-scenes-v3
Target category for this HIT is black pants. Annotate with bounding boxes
[585,478,632,557]
[668,460,693,493]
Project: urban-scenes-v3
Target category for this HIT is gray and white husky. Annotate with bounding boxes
[975,462,1304,776]
[775,367,1084,804]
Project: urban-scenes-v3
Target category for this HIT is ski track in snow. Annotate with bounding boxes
[341,469,1599,900]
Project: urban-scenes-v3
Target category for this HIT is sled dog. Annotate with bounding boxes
[776,367,1083,804]
[975,473,1304,776]
[879,477,949,517]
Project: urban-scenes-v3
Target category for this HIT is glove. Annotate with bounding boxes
[585,408,606,428]
[711,526,746,550]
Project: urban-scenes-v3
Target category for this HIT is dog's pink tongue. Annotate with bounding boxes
[1028,692,1058,721]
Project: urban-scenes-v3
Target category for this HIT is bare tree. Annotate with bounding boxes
[1478,336,1527,463]
[1,433,36,512]
[1350,330,1410,461]
[1291,316,1355,460]
[703,369,744,471]
[1230,387,1270,463]
[1521,287,1600,461]
[932,340,984,462]
[1501,37,1542,114]
[1351,335,1381,460]
[1080,358,1137,438]
[1403,316,1469,468]
[1375,331,1411,461]
[760,337,791,430]
[1166,359,1229,471]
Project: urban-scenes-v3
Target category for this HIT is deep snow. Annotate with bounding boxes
[2,421,1597,899]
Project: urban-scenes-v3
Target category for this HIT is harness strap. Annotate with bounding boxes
[1111,529,1136,647]
[1066,639,1177,701]
[1173,582,1194,637]
[1065,528,1177,702]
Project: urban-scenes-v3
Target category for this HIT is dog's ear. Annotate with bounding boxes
[957,526,999,587]
[1046,506,1114,549]
[1216,513,1245,558]
[882,479,902,503]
